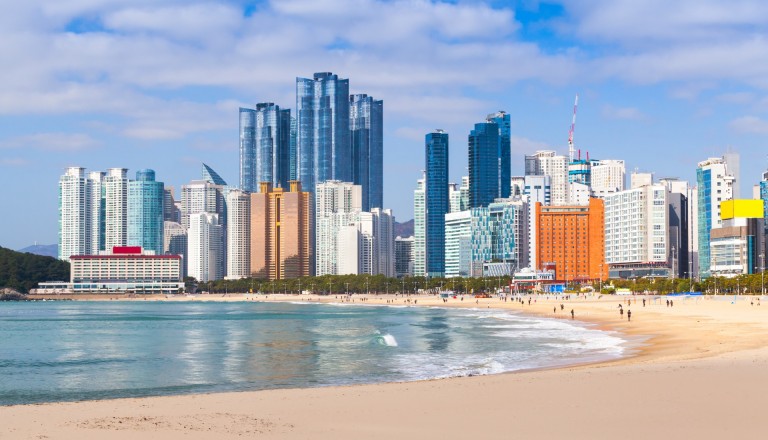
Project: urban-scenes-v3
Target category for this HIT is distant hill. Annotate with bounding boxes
[0,247,70,293]
[18,244,58,258]
[394,219,414,238]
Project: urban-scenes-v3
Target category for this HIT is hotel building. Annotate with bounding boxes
[535,198,606,282]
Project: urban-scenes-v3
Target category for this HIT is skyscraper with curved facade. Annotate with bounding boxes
[128,169,164,255]
[239,104,292,192]
[425,130,449,278]
[296,72,351,193]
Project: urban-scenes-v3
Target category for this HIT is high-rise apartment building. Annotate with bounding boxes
[525,151,569,205]
[296,72,351,193]
[444,211,472,278]
[187,212,223,282]
[104,168,128,250]
[315,181,362,276]
[760,166,768,244]
[425,130,450,277]
[163,187,181,223]
[164,221,187,277]
[395,236,414,278]
[58,167,89,262]
[239,103,292,193]
[449,183,461,213]
[591,159,626,198]
[350,94,384,211]
[536,198,606,281]
[604,184,669,278]
[524,175,551,269]
[127,169,164,255]
[688,186,700,279]
[86,171,105,254]
[371,208,395,277]
[413,176,426,277]
[226,190,251,279]
[251,181,311,279]
[697,156,736,278]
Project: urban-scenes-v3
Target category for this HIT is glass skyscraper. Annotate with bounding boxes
[468,111,511,208]
[425,130,449,277]
[128,169,164,255]
[350,94,384,211]
[239,104,292,193]
[296,72,351,193]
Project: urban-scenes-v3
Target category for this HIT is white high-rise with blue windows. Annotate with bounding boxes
[128,169,164,255]
[697,156,736,278]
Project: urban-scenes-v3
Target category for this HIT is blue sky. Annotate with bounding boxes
[2,0,768,250]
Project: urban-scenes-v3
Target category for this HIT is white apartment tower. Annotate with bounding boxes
[371,208,395,277]
[187,212,223,282]
[604,184,668,275]
[58,167,89,262]
[86,171,105,254]
[316,181,363,276]
[104,168,128,250]
[525,151,569,205]
[225,190,250,279]
[591,159,626,198]
[413,176,426,277]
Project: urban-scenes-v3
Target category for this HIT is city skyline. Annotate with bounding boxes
[4,0,768,250]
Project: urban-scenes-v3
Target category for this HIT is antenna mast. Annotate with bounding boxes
[568,94,579,163]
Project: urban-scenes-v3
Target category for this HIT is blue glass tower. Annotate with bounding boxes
[239,104,291,192]
[468,112,511,208]
[488,111,511,200]
[425,130,449,278]
[128,169,164,254]
[350,94,384,210]
[296,72,351,193]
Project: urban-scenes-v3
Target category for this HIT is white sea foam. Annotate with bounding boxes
[378,334,398,347]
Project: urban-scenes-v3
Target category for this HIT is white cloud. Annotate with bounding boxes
[0,158,28,167]
[511,136,550,155]
[729,115,768,134]
[601,104,646,120]
[0,133,100,151]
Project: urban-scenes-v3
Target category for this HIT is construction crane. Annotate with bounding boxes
[567,94,579,163]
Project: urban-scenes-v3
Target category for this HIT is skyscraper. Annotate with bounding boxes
[59,167,88,262]
[251,181,311,279]
[315,180,362,276]
[239,104,292,193]
[296,72,351,193]
[86,171,105,254]
[425,130,449,277]
[413,176,426,277]
[395,236,414,278]
[187,212,223,282]
[468,112,511,208]
[350,94,384,210]
[104,168,128,250]
[164,220,187,277]
[127,169,164,255]
[226,189,251,279]
[697,156,736,278]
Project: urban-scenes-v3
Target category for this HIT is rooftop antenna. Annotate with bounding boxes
[568,94,579,163]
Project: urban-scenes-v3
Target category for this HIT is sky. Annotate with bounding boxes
[2,0,768,250]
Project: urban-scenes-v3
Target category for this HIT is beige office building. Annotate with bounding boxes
[250,181,311,280]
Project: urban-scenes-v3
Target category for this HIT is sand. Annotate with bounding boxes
[4,292,768,439]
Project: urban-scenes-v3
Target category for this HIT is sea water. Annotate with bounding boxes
[0,301,627,405]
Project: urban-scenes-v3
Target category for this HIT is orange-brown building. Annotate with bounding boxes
[535,197,606,282]
[250,181,312,280]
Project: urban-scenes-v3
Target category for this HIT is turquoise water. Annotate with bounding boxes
[0,301,626,406]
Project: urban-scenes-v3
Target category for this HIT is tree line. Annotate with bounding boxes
[0,247,70,293]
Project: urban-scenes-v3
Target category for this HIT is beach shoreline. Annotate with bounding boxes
[4,292,768,439]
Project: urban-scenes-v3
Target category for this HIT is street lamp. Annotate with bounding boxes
[760,253,765,296]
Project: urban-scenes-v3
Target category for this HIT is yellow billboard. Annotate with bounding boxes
[720,199,764,220]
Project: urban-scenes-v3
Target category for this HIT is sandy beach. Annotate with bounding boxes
[3,292,768,439]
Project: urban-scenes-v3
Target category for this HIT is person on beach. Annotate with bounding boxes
[666,299,669,307]
[670,300,674,307]
[560,303,564,311]
[554,306,557,313]
[571,309,574,319]
[620,308,624,318]
[627,310,632,321]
